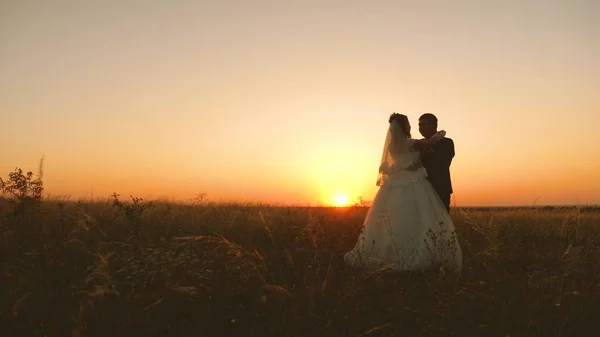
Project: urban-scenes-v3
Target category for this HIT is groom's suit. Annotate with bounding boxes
[420,137,455,213]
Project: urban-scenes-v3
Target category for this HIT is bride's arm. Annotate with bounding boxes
[412,130,446,150]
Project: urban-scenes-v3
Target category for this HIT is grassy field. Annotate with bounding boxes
[1,196,600,337]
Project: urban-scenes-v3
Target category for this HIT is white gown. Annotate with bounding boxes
[344,123,463,272]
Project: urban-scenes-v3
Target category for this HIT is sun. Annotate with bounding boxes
[332,193,351,207]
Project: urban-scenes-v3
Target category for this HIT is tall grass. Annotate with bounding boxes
[1,196,599,336]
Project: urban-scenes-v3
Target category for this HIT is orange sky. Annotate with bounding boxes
[1,0,599,206]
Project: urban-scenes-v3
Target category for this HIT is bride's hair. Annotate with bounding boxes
[388,113,411,138]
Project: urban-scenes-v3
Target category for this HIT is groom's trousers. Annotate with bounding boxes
[439,193,451,214]
[432,186,451,213]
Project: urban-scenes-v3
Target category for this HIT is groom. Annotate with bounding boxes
[418,113,455,213]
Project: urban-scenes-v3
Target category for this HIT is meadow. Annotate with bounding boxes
[1,174,600,336]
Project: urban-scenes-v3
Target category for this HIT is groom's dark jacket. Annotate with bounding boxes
[419,137,455,197]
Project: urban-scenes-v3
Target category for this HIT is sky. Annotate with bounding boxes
[1,0,599,206]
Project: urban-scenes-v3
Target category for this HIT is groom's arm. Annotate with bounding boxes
[438,138,455,167]
[413,131,446,150]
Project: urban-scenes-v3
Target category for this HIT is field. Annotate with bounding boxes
[1,195,600,337]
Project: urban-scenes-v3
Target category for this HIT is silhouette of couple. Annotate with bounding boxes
[344,113,463,272]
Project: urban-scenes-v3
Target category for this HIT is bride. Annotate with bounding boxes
[344,113,463,272]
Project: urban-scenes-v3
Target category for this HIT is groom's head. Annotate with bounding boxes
[418,113,438,138]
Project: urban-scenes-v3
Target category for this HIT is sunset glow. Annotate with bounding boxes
[332,193,351,207]
[1,1,599,206]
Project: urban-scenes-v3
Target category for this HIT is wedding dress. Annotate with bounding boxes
[344,120,463,272]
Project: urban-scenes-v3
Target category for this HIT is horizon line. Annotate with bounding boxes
[9,196,599,209]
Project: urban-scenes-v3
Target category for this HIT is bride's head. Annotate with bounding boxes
[388,113,411,138]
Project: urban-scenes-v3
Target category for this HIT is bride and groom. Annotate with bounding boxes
[344,113,463,272]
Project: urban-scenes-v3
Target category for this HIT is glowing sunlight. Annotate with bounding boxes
[306,146,375,207]
[332,193,351,207]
